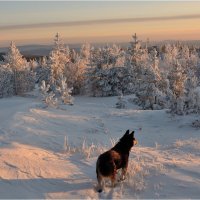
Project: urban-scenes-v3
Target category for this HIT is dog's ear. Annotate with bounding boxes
[130,131,135,138]
[123,130,129,137]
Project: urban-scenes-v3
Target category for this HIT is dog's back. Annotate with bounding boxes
[96,150,120,177]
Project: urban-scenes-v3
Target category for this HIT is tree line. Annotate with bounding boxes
[0,33,200,114]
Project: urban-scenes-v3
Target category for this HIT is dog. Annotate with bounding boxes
[96,130,138,192]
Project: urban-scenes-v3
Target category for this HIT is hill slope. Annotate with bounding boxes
[0,95,199,199]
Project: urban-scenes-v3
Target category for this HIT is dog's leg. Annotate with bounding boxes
[120,167,127,181]
[97,173,104,193]
[111,167,117,188]
[111,175,116,188]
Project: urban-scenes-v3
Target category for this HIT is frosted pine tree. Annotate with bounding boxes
[5,41,27,71]
[136,48,169,110]
[184,68,200,114]
[168,60,187,115]
[151,48,169,108]
[85,47,110,96]
[121,54,135,94]
[99,45,125,96]
[40,80,58,108]
[40,80,50,99]
[130,33,149,66]
[136,68,159,109]
[36,56,51,85]
[179,45,189,60]
[0,66,14,97]
[85,44,126,96]
[5,41,26,95]
[4,41,35,95]
[73,55,89,94]
[85,48,100,96]
[77,43,91,94]
[116,92,126,109]
[151,48,159,71]
[125,34,149,94]
[80,43,91,63]
[85,37,149,97]
[161,44,178,71]
[63,50,78,91]
[56,75,74,105]
[40,56,48,67]
[29,59,38,71]
[49,33,69,88]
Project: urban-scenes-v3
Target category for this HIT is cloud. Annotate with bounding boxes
[1,14,200,31]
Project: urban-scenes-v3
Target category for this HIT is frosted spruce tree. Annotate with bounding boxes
[4,41,35,95]
[99,45,127,96]
[40,80,58,108]
[135,48,165,109]
[80,43,91,64]
[78,43,91,94]
[56,75,74,105]
[48,33,70,89]
[85,44,126,96]
[184,68,200,114]
[125,33,149,94]
[38,34,76,106]
[85,46,112,96]
[116,92,126,109]
[36,56,51,85]
[0,66,14,97]
[168,60,187,115]
[63,49,79,92]
[161,44,179,71]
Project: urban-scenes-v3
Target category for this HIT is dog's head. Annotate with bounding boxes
[120,130,138,148]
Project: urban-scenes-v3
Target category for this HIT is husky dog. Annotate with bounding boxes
[96,130,138,192]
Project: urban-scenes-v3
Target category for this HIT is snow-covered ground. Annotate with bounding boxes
[0,95,200,199]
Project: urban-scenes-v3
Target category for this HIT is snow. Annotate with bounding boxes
[0,95,200,199]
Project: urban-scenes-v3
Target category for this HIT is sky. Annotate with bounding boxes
[0,1,200,47]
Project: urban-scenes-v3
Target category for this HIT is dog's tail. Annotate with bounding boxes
[96,159,103,193]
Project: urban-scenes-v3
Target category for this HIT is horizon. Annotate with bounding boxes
[1,38,200,50]
[1,1,200,47]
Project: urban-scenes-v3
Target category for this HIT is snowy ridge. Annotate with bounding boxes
[0,95,200,199]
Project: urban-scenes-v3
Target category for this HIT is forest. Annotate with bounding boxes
[1,33,200,116]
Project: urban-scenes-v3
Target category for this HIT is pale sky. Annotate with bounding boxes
[1,1,200,47]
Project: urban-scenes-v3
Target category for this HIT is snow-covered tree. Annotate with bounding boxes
[135,47,173,110]
[116,93,126,109]
[40,80,58,108]
[161,44,179,71]
[73,55,88,94]
[48,33,70,87]
[15,70,35,94]
[168,60,186,99]
[184,69,200,114]
[125,34,149,94]
[5,41,27,71]
[85,46,110,96]
[192,118,200,128]
[168,60,187,115]
[56,75,74,105]
[136,65,161,108]
[4,41,35,95]
[63,56,78,90]
[85,44,127,96]
[80,43,91,63]
[0,66,14,97]
[151,48,159,71]
[36,56,51,85]
[85,35,151,97]
[29,59,38,71]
